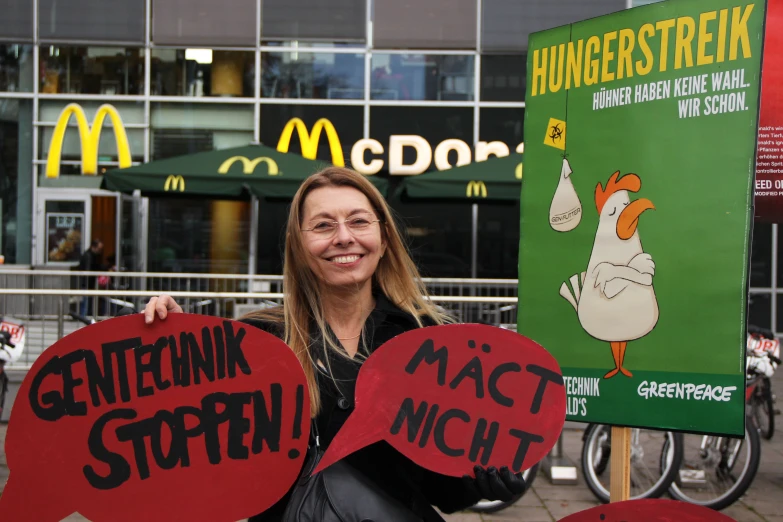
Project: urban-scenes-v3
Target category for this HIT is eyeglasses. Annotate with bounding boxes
[302,215,381,238]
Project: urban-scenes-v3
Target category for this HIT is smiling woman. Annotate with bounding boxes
[144,166,529,520]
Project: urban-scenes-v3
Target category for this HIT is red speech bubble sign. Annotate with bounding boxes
[0,314,309,522]
[314,324,566,476]
[560,499,737,522]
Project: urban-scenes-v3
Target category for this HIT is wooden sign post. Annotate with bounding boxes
[609,427,631,502]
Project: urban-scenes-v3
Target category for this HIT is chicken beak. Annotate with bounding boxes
[616,198,654,240]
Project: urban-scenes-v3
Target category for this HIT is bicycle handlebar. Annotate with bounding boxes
[0,330,15,348]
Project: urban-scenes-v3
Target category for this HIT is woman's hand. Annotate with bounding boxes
[461,465,526,502]
[144,294,183,324]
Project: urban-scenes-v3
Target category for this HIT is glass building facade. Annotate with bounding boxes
[0,0,779,334]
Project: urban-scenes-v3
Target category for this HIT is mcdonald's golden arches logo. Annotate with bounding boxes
[276,118,344,166]
[466,181,488,198]
[46,103,132,178]
[217,156,279,175]
[164,175,186,192]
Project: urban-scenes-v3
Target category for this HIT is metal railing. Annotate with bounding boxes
[0,269,519,369]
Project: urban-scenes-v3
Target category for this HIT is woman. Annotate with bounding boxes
[144,167,524,521]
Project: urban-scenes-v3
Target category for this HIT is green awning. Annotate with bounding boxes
[397,154,523,201]
[102,144,388,198]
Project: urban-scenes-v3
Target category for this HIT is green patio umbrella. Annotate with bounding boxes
[102,144,388,198]
[397,153,523,201]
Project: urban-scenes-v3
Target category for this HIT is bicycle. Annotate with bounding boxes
[0,317,25,420]
[746,327,779,440]
[581,425,683,503]
[665,415,761,510]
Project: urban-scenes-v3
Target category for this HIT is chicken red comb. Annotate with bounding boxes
[595,171,641,213]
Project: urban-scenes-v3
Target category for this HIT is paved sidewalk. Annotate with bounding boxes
[1,370,782,520]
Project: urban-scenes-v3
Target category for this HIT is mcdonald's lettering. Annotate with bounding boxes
[466,181,488,198]
[46,103,132,178]
[218,156,280,175]
[164,175,186,192]
[277,117,525,176]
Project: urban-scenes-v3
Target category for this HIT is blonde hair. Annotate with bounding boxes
[243,167,449,417]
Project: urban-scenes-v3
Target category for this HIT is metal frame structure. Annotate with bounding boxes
[3,0,779,335]
[19,0,525,278]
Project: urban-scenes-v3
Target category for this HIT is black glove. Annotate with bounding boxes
[461,465,526,502]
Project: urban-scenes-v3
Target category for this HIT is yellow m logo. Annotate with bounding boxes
[276,118,345,166]
[466,181,488,198]
[217,156,279,175]
[164,175,186,192]
[45,103,132,178]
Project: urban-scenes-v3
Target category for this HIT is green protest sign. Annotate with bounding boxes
[519,0,765,436]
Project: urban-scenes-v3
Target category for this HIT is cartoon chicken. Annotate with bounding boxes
[560,172,658,379]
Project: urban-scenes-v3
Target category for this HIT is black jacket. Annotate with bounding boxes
[244,294,479,521]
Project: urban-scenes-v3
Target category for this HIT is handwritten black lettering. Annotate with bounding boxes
[28,355,67,421]
[252,384,283,453]
[83,348,117,408]
[508,428,545,472]
[449,356,485,399]
[488,362,521,407]
[84,408,137,489]
[171,334,191,387]
[469,418,499,466]
[134,343,156,398]
[405,339,449,385]
[390,397,429,443]
[102,338,137,402]
[526,364,564,414]
[418,402,440,449]
[434,409,470,457]
[224,321,250,378]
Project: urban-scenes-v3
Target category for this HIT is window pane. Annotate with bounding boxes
[482,0,625,51]
[39,46,144,95]
[749,293,771,332]
[778,225,783,289]
[151,49,255,97]
[369,106,473,173]
[479,108,524,152]
[39,100,146,124]
[38,100,145,178]
[259,104,363,165]
[477,202,519,278]
[39,0,145,43]
[480,54,525,102]
[149,198,250,274]
[777,295,782,335]
[39,127,145,173]
[152,0,256,46]
[151,103,254,159]
[261,0,366,42]
[0,0,33,42]
[751,223,772,287]
[261,52,364,99]
[374,0,476,49]
[0,98,33,264]
[389,193,472,278]
[371,54,474,101]
[256,200,290,274]
[0,44,33,92]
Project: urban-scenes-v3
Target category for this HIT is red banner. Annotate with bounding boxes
[314,324,566,477]
[0,314,309,522]
[756,0,783,222]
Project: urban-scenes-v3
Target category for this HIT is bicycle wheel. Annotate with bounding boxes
[582,425,683,503]
[754,378,774,440]
[668,419,761,510]
[468,463,539,513]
